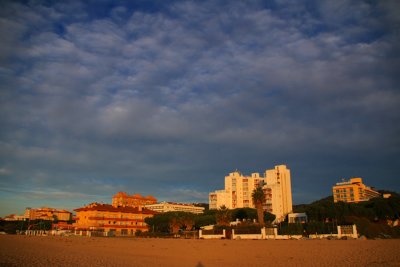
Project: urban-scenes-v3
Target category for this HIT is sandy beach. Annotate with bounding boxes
[0,235,399,267]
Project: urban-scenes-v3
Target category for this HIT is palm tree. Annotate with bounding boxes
[216,205,231,226]
[252,186,265,226]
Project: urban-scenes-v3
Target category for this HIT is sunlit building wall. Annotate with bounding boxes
[112,192,157,208]
[265,165,293,222]
[209,190,228,210]
[24,207,72,221]
[332,178,381,203]
[145,202,205,214]
[74,202,156,236]
[209,165,293,222]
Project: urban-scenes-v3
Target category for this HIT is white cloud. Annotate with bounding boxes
[0,168,12,175]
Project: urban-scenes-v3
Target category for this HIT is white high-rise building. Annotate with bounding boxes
[265,165,293,222]
[209,165,293,222]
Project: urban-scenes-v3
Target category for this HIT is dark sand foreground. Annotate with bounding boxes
[1,235,399,267]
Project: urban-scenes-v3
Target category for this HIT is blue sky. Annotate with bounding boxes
[0,0,399,216]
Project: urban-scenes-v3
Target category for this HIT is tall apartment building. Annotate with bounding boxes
[265,165,293,222]
[209,165,293,222]
[332,178,381,203]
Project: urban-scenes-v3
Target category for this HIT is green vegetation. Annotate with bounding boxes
[215,205,231,226]
[144,207,274,236]
[0,219,54,234]
[293,193,400,238]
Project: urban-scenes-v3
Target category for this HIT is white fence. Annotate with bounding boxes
[199,225,358,240]
[199,229,226,239]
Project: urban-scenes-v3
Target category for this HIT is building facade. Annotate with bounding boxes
[112,192,157,208]
[74,202,157,236]
[24,207,72,221]
[3,214,25,221]
[265,165,293,221]
[288,213,308,224]
[145,202,205,214]
[209,190,228,210]
[332,178,381,203]
[209,164,293,222]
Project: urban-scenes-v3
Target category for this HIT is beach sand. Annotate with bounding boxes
[0,235,399,267]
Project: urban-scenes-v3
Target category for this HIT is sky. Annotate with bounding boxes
[0,0,399,217]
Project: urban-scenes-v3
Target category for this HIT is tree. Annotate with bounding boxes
[232,208,258,221]
[169,217,181,234]
[145,212,195,234]
[52,215,59,224]
[180,213,195,231]
[145,213,171,233]
[216,205,231,226]
[252,186,265,226]
[264,212,276,224]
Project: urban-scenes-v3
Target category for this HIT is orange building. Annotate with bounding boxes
[74,202,157,236]
[112,192,157,208]
[24,207,72,221]
[332,178,381,203]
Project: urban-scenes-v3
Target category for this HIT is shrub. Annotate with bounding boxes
[234,223,262,234]
[135,230,142,237]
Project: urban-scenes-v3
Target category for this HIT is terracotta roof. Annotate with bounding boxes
[114,192,128,197]
[74,203,157,214]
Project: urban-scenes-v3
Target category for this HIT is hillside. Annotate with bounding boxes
[293,193,400,238]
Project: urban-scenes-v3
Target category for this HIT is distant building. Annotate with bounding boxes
[145,202,205,214]
[332,178,381,203]
[383,193,392,199]
[24,207,72,221]
[112,192,157,208]
[3,214,25,221]
[209,165,293,222]
[74,202,157,236]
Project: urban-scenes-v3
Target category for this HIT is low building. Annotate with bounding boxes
[332,178,381,203]
[209,190,227,210]
[24,207,72,221]
[112,192,157,208]
[74,202,157,236]
[3,214,25,221]
[288,213,308,224]
[145,202,205,214]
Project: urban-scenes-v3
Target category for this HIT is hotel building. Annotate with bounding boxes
[74,202,157,236]
[145,202,205,214]
[332,178,381,203]
[209,165,293,222]
[112,192,157,208]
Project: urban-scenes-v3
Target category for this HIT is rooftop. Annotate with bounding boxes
[74,203,157,214]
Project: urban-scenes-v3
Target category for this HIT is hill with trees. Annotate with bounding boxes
[293,193,400,238]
